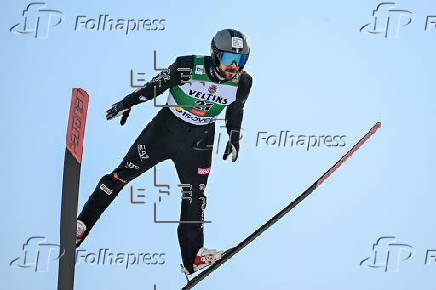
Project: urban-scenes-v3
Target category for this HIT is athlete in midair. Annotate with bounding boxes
[76,29,253,275]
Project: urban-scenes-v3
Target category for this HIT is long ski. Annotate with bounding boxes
[182,122,381,290]
[57,88,89,290]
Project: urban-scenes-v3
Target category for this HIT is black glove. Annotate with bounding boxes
[106,101,131,126]
[223,129,241,162]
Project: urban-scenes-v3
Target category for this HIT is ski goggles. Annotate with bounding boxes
[218,51,249,67]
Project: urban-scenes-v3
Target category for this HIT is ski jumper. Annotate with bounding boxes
[77,55,253,273]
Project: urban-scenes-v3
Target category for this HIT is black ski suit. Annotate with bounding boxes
[77,55,252,273]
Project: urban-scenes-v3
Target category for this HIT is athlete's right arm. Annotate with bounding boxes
[106,55,194,125]
[122,55,194,107]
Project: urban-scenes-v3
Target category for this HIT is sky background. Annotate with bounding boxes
[2,0,436,289]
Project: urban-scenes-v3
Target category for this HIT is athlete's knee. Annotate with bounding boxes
[96,172,129,198]
[79,173,127,226]
[178,223,203,242]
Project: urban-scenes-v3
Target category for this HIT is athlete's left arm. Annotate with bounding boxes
[223,72,253,162]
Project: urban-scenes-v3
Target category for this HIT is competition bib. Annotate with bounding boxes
[167,56,240,125]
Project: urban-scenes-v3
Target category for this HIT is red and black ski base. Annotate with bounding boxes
[57,88,89,290]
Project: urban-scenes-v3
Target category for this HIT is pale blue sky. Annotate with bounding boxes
[2,1,436,290]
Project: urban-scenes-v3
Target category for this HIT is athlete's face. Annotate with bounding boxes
[219,62,238,79]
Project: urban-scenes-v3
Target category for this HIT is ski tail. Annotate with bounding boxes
[57,88,89,290]
[182,122,381,290]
